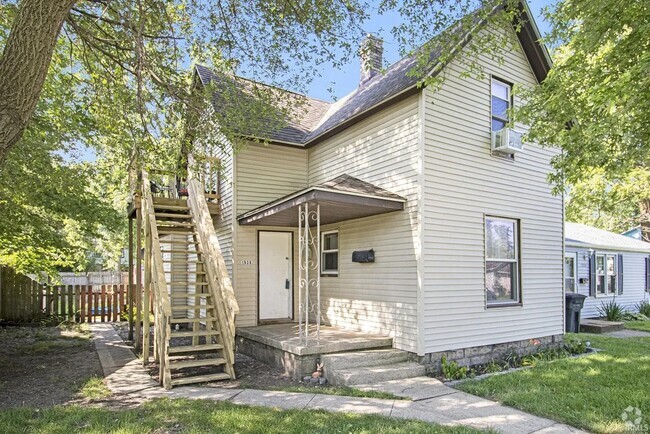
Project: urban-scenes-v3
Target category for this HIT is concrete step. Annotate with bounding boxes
[580,319,625,333]
[327,361,426,386]
[322,349,410,371]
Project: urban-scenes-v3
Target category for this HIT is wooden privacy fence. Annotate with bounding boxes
[1,266,149,323]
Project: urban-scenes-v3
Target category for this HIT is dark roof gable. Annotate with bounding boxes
[196,0,550,147]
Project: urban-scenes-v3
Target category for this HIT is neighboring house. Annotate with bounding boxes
[565,222,650,318]
[193,1,564,368]
[622,226,643,241]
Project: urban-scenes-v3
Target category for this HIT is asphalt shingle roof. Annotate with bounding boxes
[565,222,650,253]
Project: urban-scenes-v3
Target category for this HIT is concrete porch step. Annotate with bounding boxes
[580,319,625,333]
[327,361,426,386]
[322,349,410,371]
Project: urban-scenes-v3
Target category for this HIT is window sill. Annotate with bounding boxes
[487,302,522,309]
[321,273,338,277]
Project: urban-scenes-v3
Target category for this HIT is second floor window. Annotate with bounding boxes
[491,78,511,131]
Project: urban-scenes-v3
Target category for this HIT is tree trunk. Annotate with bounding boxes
[0,0,76,163]
[639,199,650,242]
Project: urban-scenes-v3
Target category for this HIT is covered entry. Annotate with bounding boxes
[238,174,405,343]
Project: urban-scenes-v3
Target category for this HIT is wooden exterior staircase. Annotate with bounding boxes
[139,169,238,389]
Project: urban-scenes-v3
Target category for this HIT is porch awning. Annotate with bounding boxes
[237,174,406,227]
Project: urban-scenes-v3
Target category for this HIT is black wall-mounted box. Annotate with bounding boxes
[352,249,375,263]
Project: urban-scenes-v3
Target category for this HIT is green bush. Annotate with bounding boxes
[563,335,587,355]
[440,355,468,380]
[597,300,625,321]
[622,311,649,321]
[635,300,650,317]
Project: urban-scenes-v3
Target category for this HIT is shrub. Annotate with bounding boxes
[635,300,650,317]
[484,360,503,374]
[563,335,587,355]
[622,311,650,321]
[440,355,468,380]
[597,300,625,321]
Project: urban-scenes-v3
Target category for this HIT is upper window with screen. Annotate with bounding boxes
[491,78,511,132]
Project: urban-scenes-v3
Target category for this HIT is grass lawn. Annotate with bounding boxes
[0,398,487,434]
[456,334,650,433]
[625,321,650,332]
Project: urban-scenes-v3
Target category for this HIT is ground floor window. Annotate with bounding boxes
[485,216,520,306]
[595,253,618,295]
[565,254,577,292]
[321,231,339,276]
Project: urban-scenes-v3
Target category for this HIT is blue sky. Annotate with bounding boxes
[306,0,556,101]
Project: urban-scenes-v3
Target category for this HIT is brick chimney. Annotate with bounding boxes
[359,34,383,84]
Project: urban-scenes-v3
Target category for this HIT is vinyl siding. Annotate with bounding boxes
[213,145,235,278]
[233,142,308,325]
[308,95,421,353]
[565,247,650,318]
[421,26,564,353]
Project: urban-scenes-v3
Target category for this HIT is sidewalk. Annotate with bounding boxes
[90,324,587,434]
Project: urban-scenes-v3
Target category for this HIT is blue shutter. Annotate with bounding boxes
[589,252,596,297]
[617,254,624,294]
[646,257,650,292]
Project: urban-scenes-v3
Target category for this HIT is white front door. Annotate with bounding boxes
[258,231,293,321]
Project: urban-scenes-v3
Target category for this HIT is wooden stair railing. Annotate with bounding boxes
[141,166,236,389]
[142,170,173,388]
[187,176,239,379]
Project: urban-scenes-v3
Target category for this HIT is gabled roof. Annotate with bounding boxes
[565,222,650,253]
[195,0,550,147]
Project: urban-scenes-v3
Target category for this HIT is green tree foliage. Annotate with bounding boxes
[0,0,526,272]
[517,0,650,232]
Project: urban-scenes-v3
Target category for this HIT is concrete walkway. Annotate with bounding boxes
[90,324,587,434]
[602,329,650,338]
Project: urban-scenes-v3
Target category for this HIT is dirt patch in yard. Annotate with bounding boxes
[0,324,103,409]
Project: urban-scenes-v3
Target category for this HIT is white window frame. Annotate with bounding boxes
[321,230,339,276]
[595,253,618,296]
[564,253,577,293]
[485,216,520,307]
[490,77,512,132]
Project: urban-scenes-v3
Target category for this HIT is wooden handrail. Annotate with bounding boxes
[142,170,171,317]
[187,173,238,374]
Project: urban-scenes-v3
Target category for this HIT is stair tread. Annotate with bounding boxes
[168,343,224,353]
[333,361,424,374]
[170,293,212,298]
[170,317,217,323]
[158,230,199,235]
[171,305,215,310]
[171,329,220,338]
[322,349,407,369]
[169,358,226,369]
[154,204,189,211]
[160,249,202,253]
[155,213,191,218]
[167,281,209,285]
[157,221,194,228]
[170,373,231,386]
[162,260,204,264]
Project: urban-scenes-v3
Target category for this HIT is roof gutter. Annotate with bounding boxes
[565,241,650,254]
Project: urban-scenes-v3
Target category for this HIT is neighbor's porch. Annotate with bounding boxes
[236,323,393,380]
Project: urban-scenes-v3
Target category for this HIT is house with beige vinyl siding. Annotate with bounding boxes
[194,1,565,380]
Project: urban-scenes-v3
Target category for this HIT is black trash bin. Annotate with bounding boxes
[565,292,587,333]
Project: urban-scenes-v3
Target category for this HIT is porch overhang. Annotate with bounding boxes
[237,175,406,227]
